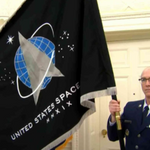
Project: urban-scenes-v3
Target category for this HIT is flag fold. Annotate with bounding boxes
[0,0,116,149]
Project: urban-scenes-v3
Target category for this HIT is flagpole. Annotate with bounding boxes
[112,95,125,150]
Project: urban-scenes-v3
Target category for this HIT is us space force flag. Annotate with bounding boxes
[0,0,116,149]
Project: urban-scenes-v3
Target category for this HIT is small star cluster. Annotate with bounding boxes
[58,31,75,59]
[0,63,15,85]
[0,35,15,85]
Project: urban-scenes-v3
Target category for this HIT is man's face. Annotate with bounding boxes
[141,69,150,98]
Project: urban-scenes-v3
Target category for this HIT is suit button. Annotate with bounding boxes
[137,134,141,138]
[135,145,139,149]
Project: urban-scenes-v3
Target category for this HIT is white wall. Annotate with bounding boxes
[0,0,25,17]
[0,0,25,28]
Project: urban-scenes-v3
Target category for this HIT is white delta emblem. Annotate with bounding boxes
[14,23,64,105]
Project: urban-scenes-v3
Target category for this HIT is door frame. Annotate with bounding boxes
[72,10,150,150]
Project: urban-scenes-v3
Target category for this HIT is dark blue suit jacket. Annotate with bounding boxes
[107,100,150,150]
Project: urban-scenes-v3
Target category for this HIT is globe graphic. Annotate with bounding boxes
[14,36,55,89]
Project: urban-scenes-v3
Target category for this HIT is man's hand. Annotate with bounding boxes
[109,99,121,123]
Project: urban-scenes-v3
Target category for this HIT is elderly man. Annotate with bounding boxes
[107,67,150,150]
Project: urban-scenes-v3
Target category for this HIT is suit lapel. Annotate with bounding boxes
[140,112,150,132]
[135,100,144,129]
[137,100,150,132]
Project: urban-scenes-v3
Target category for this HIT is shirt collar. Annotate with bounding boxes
[143,99,150,110]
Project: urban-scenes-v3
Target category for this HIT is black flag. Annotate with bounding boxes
[0,0,116,149]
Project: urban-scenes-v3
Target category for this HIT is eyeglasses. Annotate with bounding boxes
[139,78,150,83]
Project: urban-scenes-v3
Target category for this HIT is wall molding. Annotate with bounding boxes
[100,11,150,42]
[101,11,150,32]
[102,11,150,20]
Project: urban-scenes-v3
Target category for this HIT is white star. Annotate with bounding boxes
[63,31,67,35]
[11,80,15,85]
[55,109,60,115]
[66,101,72,107]
[68,45,74,52]
[70,47,74,52]
[7,35,14,44]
